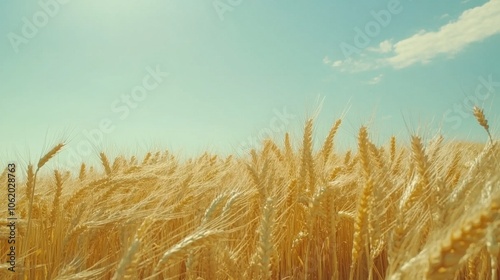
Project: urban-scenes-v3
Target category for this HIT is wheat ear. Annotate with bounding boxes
[349,177,373,280]
[152,230,222,276]
[358,126,371,179]
[112,218,153,280]
[100,152,112,175]
[299,119,315,193]
[37,143,64,171]
[78,163,86,181]
[25,164,34,201]
[284,132,296,175]
[402,136,430,212]
[473,106,492,143]
[321,119,342,164]
[23,143,64,279]
[202,194,226,225]
[255,197,276,280]
[427,202,499,279]
[49,170,63,228]
[390,136,396,164]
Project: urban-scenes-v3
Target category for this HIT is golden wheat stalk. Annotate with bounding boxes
[25,164,34,201]
[49,170,64,228]
[473,106,492,143]
[358,126,371,179]
[23,143,64,279]
[321,119,342,164]
[100,152,112,175]
[37,143,65,171]
[255,197,276,280]
[349,177,373,280]
[390,136,396,164]
[299,119,315,193]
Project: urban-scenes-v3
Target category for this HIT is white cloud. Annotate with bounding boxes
[440,13,450,19]
[387,0,500,69]
[367,74,383,85]
[367,40,393,53]
[331,58,384,73]
[326,0,500,72]
[323,56,331,64]
[332,60,343,67]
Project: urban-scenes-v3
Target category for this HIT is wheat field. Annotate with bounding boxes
[1,108,499,280]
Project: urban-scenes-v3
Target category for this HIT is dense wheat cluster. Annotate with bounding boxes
[1,109,499,279]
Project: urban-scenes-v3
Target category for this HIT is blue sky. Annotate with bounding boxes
[1,0,499,170]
